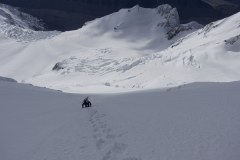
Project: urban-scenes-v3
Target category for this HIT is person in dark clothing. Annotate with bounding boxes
[82,97,92,108]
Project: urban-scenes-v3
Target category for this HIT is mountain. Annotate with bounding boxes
[0,3,240,93]
[1,0,240,31]
[0,4,207,93]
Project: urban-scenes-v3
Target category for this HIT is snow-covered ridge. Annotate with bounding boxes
[0,3,44,30]
[48,5,202,74]
[0,76,17,82]
[0,3,60,42]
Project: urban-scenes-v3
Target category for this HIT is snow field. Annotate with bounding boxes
[1,80,240,160]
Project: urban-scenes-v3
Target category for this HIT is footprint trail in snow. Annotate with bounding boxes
[87,108,141,160]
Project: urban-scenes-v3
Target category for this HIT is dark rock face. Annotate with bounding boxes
[52,62,66,71]
[167,22,203,40]
[225,35,240,45]
[1,0,239,31]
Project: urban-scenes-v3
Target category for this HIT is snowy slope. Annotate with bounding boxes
[0,3,59,42]
[0,4,240,93]
[1,80,240,160]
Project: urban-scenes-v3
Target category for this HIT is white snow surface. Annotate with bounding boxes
[1,80,240,160]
